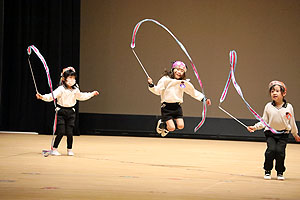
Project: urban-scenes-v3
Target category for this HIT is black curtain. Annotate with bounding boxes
[0,0,4,129]
[0,0,80,134]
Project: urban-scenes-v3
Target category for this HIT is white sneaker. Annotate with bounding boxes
[277,172,285,180]
[67,149,74,156]
[51,149,61,156]
[264,171,271,180]
[156,119,162,134]
[264,174,271,180]
[161,129,169,137]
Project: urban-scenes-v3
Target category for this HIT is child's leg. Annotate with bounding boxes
[166,119,176,132]
[53,109,66,149]
[66,125,74,149]
[65,109,76,149]
[175,118,184,130]
[53,124,65,148]
[274,135,288,173]
[160,102,182,132]
[264,134,276,171]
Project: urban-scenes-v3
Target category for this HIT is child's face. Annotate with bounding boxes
[270,85,286,102]
[173,68,185,79]
[65,76,76,87]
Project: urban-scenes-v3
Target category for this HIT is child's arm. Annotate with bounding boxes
[75,89,99,101]
[147,77,154,86]
[206,98,212,106]
[184,81,205,101]
[247,104,269,132]
[36,93,43,99]
[293,134,300,142]
[247,126,256,132]
[36,87,62,102]
[289,105,300,142]
[184,82,211,105]
[247,121,265,133]
[148,77,165,96]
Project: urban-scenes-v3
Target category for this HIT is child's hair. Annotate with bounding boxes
[269,81,287,106]
[269,85,286,94]
[268,80,286,93]
[162,61,186,80]
[60,69,78,89]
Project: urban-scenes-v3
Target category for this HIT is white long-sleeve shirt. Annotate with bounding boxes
[148,76,205,103]
[254,102,298,137]
[41,85,94,107]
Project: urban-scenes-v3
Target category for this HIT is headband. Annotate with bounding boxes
[61,66,75,76]
[269,80,286,92]
[172,61,187,72]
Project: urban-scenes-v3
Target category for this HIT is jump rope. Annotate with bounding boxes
[219,50,282,134]
[27,45,57,157]
[130,19,207,132]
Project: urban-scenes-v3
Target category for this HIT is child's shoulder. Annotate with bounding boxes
[161,75,170,79]
[286,102,294,109]
[264,102,273,108]
[55,85,65,90]
[158,75,171,82]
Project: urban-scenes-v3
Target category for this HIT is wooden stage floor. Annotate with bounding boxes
[0,132,300,200]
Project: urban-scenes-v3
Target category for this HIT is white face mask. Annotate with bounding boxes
[66,78,76,87]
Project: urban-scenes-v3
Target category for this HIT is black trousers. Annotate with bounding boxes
[53,108,76,149]
[264,130,289,172]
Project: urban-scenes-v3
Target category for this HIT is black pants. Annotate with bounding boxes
[53,108,76,149]
[264,130,288,172]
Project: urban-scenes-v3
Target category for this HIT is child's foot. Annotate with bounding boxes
[156,119,162,134]
[67,149,74,156]
[161,129,169,137]
[51,149,61,156]
[277,172,285,180]
[264,170,271,180]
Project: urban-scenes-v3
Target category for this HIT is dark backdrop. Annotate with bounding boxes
[0,0,80,134]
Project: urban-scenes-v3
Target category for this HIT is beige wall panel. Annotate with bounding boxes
[80,0,300,119]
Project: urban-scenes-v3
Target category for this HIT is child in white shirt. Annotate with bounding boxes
[147,61,211,137]
[36,67,99,156]
[247,80,300,180]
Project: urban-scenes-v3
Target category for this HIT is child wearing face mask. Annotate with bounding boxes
[36,67,99,156]
[247,81,300,180]
[147,61,211,137]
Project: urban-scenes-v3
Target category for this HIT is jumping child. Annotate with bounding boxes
[36,67,99,156]
[147,61,211,137]
[247,80,300,180]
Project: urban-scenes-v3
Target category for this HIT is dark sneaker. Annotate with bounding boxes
[264,170,271,180]
[277,172,285,180]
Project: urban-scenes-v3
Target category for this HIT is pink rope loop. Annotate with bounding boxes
[219,50,281,134]
[27,45,56,106]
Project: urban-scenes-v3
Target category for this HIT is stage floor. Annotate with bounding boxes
[0,133,300,200]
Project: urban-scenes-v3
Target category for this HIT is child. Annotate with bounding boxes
[36,67,99,156]
[247,80,300,180]
[147,61,211,137]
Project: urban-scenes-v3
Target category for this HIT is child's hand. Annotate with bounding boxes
[93,91,99,96]
[36,93,43,99]
[247,126,256,133]
[148,77,153,85]
[294,135,300,142]
[206,98,212,106]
